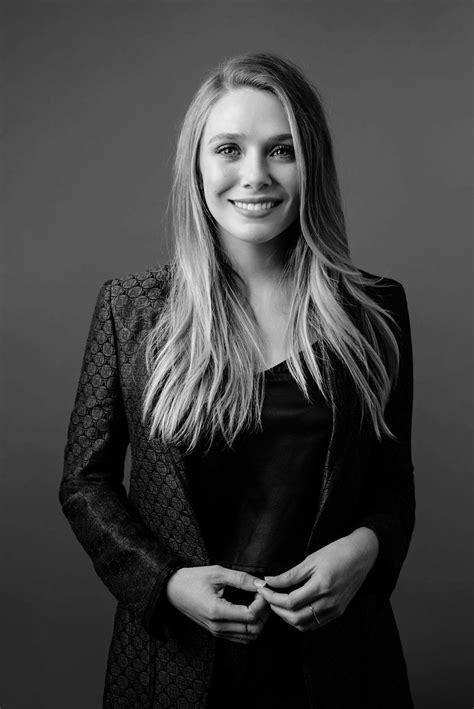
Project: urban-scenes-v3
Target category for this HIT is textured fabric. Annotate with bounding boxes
[59,264,415,708]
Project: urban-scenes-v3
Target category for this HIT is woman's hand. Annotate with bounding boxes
[254,527,379,632]
[166,564,271,644]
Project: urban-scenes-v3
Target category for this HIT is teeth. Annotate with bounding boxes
[233,201,277,211]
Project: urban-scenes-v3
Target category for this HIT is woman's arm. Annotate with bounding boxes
[59,280,183,638]
[61,279,272,644]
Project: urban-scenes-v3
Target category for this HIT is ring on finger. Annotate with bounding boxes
[308,603,321,625]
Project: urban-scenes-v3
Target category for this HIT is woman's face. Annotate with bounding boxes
[198,87,300,250]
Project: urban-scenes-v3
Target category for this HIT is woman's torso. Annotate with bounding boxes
[184,351,332,706]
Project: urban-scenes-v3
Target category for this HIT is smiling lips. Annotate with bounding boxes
[229,199,282,212]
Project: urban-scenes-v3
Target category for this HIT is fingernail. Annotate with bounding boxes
[253,579,266,588]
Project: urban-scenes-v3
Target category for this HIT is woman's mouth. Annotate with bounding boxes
[229,199,282,214]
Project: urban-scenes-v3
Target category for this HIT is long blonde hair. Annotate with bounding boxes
[142,53,400,454]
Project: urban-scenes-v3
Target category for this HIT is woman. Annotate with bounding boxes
[60,53,415,708]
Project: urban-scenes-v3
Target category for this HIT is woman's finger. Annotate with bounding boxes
[255,585,291,609]
[248,591,271,620]
[266,600,334,631]
[211,619,264,638]
[214,594,270,626]
[301,601,336,629]
[213,566,265,594]
[254,585,315,610]
[285,578,327,610]
[213,597,255,623]
[263,559,311,589]
[257,577,326,611]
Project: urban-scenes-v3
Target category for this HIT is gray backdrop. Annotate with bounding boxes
[2,2,473,707]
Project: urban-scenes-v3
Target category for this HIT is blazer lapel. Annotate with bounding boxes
[305,346,361,550]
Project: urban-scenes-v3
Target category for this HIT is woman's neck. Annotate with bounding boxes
[220,222,298,297]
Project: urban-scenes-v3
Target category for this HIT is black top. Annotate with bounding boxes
[185,351,332,578]
[184,352,333,707]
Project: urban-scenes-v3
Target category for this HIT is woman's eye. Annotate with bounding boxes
[214,144,295,159]
[272,145,295,158]
[216,144,240,157]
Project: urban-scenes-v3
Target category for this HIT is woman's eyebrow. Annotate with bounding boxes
[207,132,293,144]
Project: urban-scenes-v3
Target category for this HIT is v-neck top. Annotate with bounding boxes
[184,351,333,578]
[176,353,333,708]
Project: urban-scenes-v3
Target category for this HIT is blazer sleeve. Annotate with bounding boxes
[354,281,415,602]
[59,279,183,636]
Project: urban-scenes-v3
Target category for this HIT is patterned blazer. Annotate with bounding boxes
[59,264,415,708]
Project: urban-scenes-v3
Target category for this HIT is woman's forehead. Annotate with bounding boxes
[202,87,292,143]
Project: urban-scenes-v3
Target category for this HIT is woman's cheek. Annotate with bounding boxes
[215,163,237,189]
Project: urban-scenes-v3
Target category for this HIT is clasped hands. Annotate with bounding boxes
[166,527,379,645]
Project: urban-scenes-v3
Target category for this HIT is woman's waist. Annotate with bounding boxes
[213,557,300,577]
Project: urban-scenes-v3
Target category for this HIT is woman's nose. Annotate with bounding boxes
[241,152,271,190]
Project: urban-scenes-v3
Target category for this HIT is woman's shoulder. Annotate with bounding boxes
[91,264,174,326]
[355,267,407,307]
[357,267,403,291]
[354,268,410,336]
[108,263,172,290]
[102,263,173,308]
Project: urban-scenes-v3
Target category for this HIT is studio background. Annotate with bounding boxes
[2,2,472,708]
